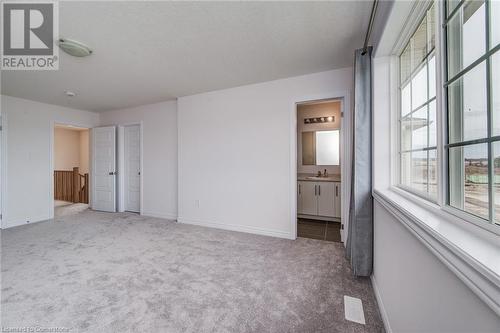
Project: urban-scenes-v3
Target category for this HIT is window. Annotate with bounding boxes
[444,0,500,225]
[399,4,437,199]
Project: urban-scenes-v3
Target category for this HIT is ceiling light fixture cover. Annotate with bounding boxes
[65,91,76,97]
[58,38,93,57]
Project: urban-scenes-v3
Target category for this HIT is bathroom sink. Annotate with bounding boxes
[305,176,326,180]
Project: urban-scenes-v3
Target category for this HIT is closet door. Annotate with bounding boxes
[124,125,141,212]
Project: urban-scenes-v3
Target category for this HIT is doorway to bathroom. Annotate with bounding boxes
[296,99,342,242]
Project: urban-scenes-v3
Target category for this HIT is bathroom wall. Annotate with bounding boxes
[297,101,341,175]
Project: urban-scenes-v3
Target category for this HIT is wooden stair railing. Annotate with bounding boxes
[54,167,89,204]
[79,173,89,204]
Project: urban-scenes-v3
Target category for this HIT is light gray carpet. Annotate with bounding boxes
[54,201,89,217]
[1,211,384,333]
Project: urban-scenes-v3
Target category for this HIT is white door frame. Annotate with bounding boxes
[0,112,5,228]
[117,122,143,215]
[50,120,92,219]
[290,90,352,243]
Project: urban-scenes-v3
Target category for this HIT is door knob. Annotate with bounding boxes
[109,171,116,175]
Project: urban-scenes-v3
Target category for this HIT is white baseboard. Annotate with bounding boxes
[177,216,292,239]
[141,211,177,221]
[370,275,392,333]
[2,214,51,229]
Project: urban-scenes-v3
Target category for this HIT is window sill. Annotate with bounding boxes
[373,187,500,316]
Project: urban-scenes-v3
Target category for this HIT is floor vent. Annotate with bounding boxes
[344,295,366,325]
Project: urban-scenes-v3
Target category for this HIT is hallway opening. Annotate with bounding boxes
[53,124,90,217]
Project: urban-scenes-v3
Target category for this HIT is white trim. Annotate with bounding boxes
[1,111,7,229]
[391,0,433,56]
[370,275,393,333]
[374,188,500,316]
[117,126,125,212]
[389,56,400,188]
[297,214,340,222]
[289,90,351,244]
[178,216,292,239]
[2,214,51,229]
[436,0,447,208]
[142,211,177,221]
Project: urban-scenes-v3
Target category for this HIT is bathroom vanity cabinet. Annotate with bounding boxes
[297,180,340,220]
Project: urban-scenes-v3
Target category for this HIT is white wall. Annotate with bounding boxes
[373,201,500,332]
[79,130,89,174]
[178,68,352,239]
[54,127,89,174]
[1,95,100,228]
[54,127,81,171]
[99,101,177,219]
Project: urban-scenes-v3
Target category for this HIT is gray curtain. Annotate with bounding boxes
[346,47,373,277]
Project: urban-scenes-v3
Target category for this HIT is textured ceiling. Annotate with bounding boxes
[1,1,372,112]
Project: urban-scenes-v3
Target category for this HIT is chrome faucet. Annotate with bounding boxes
[323,169,328,177]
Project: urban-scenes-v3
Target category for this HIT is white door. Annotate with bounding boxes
[92,126,116,212]
[333,182,341,218]
[317,182,335,217]
[298,181,317,215]
[124,125,141,212]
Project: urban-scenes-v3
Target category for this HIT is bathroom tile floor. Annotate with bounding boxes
[297,218,342,242]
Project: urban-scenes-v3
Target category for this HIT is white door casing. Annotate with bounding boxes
[0,114,2,225]
[92,126,116,212]
[124,125,140,212]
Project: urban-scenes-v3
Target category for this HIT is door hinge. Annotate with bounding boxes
[341,224,344,230]
[341,112,344,118]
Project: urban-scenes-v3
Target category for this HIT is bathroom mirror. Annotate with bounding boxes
[302,130,339,166]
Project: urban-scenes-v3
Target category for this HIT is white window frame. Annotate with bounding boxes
[441,0,500,231]
[377,0,500,317]
[391,0,500,236]
[396,3,438,202]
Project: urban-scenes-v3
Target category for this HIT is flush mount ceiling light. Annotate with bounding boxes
[58,38,93,57]
[65,90,76,97]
